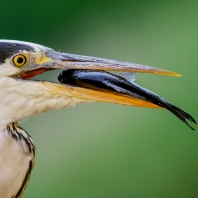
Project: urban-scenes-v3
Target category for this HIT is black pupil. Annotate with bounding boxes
[17,57,24,64]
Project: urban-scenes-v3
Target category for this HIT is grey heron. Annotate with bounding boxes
[0,40,195,198]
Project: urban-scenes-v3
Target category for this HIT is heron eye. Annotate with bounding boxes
[12,54,27,67]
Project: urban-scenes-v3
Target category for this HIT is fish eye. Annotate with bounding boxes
[12,54,27,67]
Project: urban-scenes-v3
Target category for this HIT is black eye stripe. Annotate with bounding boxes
[0,42,34,64]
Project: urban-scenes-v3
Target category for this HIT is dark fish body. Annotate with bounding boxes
[58,69,196,130]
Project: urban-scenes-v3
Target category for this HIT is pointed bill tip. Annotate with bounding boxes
[138,67,182,77]
[163,71,182,77]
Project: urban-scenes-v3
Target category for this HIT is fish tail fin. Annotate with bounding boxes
[166,104,196,130]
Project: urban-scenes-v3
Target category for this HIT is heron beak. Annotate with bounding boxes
[42,80,161,108]
[21,50,181,108]
[43,50,181,76]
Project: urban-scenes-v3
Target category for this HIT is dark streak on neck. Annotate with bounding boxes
[14,160,33,198]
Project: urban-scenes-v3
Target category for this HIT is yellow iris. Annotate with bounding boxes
[13,54,27,67]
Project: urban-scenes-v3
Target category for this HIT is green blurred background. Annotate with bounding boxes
[0,0,198,197]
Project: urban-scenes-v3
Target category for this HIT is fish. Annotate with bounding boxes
[58,69,196,130]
